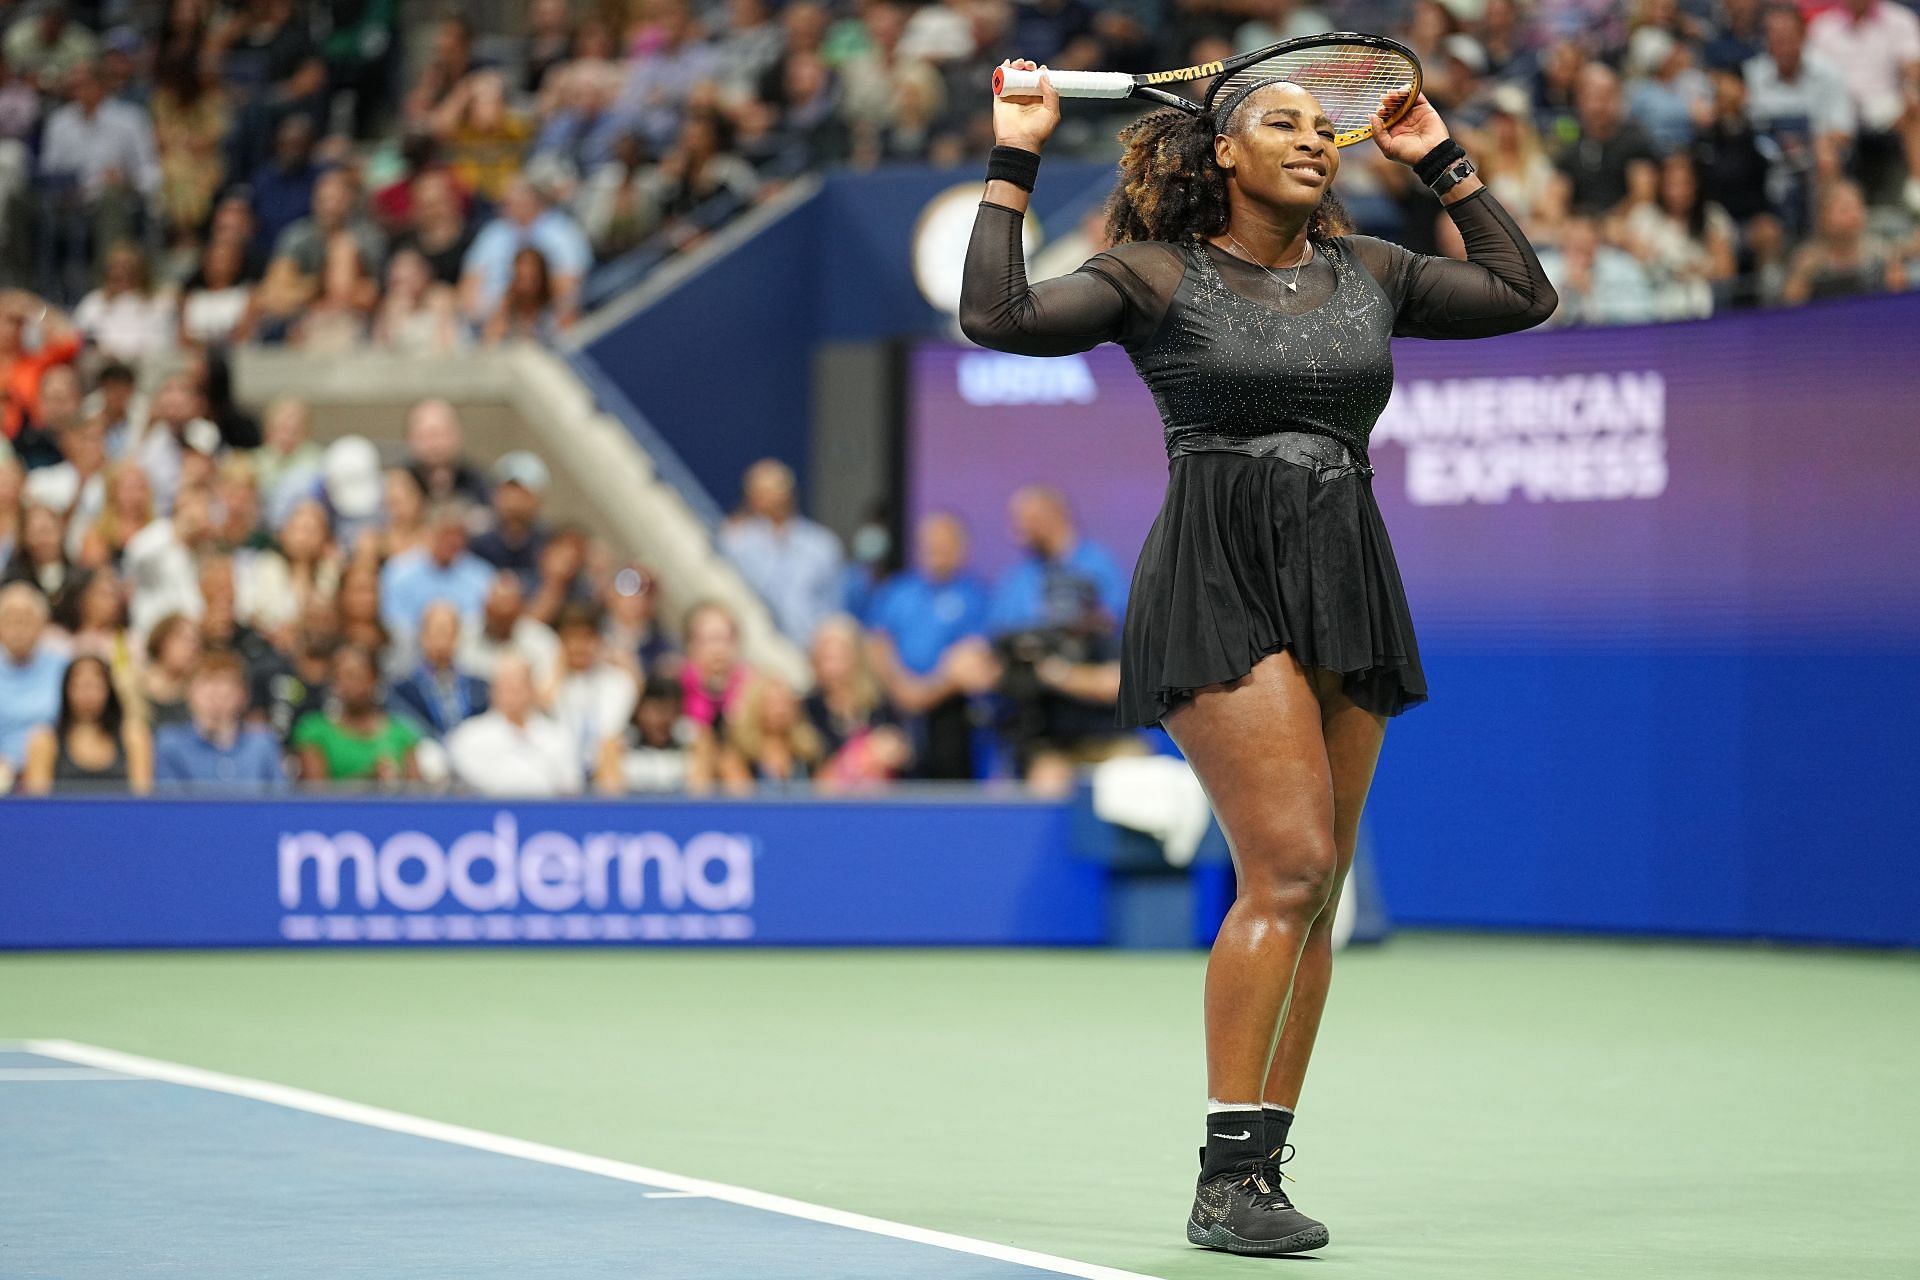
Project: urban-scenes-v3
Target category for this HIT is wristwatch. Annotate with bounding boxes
[1429,154,1476,197]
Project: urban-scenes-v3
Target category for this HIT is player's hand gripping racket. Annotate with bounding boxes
[992,32,1421,147]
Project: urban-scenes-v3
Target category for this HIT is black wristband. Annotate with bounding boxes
[1412,138,1467,188]
[986,144,1041,192]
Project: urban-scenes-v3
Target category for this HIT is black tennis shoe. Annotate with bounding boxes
[1185,1146,1329,1256]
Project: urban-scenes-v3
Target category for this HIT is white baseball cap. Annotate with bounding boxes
[323,435,383,519]
[183,417,223,456]
[490,449,550,493]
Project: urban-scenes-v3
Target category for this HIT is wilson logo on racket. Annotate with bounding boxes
[1145,61,1223,85]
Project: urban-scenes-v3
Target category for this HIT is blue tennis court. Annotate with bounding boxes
[1,1042,1151,1280]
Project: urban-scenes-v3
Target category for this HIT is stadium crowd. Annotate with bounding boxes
[1016,0,1920,321]
[0,390,718,797]
[0,396,1141,796]
[0,0,1909,345]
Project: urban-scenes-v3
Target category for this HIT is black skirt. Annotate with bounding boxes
[1116,433,1428,728]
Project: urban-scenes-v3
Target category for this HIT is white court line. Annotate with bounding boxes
[26,1040,1164,1280]
[641,1191,705,1200]
[0,1067,133,1081]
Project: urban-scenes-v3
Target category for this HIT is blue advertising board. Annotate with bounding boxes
[0,796,1104,949]
[2,785,1916,946]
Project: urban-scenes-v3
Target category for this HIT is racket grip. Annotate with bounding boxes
[993,66,1135,100]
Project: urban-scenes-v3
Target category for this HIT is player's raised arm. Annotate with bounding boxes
[956,60,1132,357]
[1347,88,1557,338]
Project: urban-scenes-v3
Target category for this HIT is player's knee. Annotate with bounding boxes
[1303,874,1346,935]
[1236,825,1338,924]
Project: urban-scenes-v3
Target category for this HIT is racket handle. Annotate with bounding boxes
[993,66,1135,100]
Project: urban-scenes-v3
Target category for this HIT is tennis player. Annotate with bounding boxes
[960,60,1557,1255]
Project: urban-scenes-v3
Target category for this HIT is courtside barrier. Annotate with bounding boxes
[3,783,1915,947]
[0,795,1102,949]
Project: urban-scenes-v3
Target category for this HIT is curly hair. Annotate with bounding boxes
[1104,107,1353,247]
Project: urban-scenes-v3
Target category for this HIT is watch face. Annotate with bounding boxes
[1434,156,1474,191]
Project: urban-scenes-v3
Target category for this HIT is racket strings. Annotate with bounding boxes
[1210,44,1418,144]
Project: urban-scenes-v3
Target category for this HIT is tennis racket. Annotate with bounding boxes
[992,32,1422,148]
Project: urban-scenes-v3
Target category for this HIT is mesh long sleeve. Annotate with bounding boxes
[958,201,1177,355]
[1344,188,1558,340]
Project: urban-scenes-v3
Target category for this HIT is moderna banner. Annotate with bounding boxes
[0,797,1102,948]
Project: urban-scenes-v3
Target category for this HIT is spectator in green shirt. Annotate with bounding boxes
[292,642,420,786]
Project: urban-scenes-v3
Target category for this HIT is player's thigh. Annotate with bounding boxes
[1315,676,1387,881]
[1162,649,1336,885]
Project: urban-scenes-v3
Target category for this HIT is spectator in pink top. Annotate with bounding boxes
[677,599,749,729]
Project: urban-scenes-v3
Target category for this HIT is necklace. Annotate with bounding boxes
[1225,234,1313,292]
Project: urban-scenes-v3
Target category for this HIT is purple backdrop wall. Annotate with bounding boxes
[906,292,1920,944]
[909,293,1920,651]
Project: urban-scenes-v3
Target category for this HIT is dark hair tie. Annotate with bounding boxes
[1213,76,1291,133]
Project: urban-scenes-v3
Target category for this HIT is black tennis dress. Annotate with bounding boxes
[959,185,1555,727]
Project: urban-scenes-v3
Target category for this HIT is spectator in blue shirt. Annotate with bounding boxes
[39,62,159,200]
[37,59,160,301]
[469,450,551,590]
[867,512,990,779]
[869,513,990,673]
[379,499,494,641]
[985,485,1128,635]
[153,651,287,790]
[459,176,592,328]
[718,457,845,645]
[839,510,893,626]
[1703,0,1766,72]
[609,1,718,151]
[246,113,320,258]
[0,582,65,776]
[387,601,488,738]
[1624,28,1710,155]
[978,486,1136,792]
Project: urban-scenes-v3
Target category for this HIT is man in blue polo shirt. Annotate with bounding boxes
[981,486,1136,790]
[985,485,1128,635]
[379,499,494,643]
[459,177,592,326]
[0,584,65,780]
[867,512,990,779]
[718,458,846,645]
[153,652,287,791]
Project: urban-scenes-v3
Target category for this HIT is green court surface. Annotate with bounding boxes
[4,935,1917,1279]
